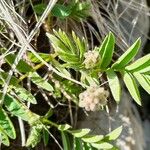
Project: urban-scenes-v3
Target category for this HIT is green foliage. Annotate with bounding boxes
[33,0,90,20]
[43,129,49,146]
[112,38,141,69]
[33,3,47,15]
[105,126,123,140]
[0,72,37,104]
[51,4,71,19]
[125,53,150,72]
[0,93,40,145]
[5,53,53,92]
[29,72,53,91]
[47,29,150,105]
[57,124,122,150]
[133,72,150,94]
[67,0,91,21]
[61,132,71,150]
[0,109,16,139]
[26,124,43,148]
[100,32,115,69]
[24,119,122,149]
[1,0,149,149]
[2,93,40,124]
[46,29,87,69]
[123,72,141,105]
[106,69,121,103]
[0,28,149,149]
[0,128,10,146]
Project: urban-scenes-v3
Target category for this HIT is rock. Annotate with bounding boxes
[143,120,150,150]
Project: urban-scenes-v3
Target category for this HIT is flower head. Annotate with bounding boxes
[79,86,109,111]
[83,50,100,69]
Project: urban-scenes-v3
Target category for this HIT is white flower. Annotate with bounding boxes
[83,50,100,69]
[79,86,109,111]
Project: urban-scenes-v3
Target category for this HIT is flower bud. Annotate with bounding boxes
[83,50,100,69]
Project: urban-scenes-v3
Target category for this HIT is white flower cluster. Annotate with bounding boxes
[83,50,99,69]
[79,86,109,111]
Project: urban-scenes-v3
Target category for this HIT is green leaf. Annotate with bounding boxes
[69,1,90,20]
[91,142,113,149]
[83,142,93,150]
[74,138,83,150]
[80,71,99,86]
[133,72,150,94]
[47,29,86,69]
[5,54,33,73]
[82,135,104,143]
[71,129,90,138]
[112,38,141,69]
[5,54,53,92]
[2,93,40,124]
[12,85,37,104]
[100,32,115,69]
[58,124,71,131]
[58,51,80,63]
[29,53,71,77]
[138,66,150,74]
[0,72,37,104]
[63,62,84,70]
[125,54,150,72]
[29,72,53,92]
[72,31,87,59]
[43,129,49,146]
[110,147,120,150]
[33,3,46,15]
[51,4,71,19]
[26,124,43,148]
[106,69,121,103]
[0,72,19,85]
[99,35,108,55]
[0,109,16,139]
[51,57,71,77]
[47,33,70,53]
[55,29,76,54]
[0,127,10,146]
[123,72,141,105]
[105,126,122,140]
[145,75,150,82]
[27,52,51,63]
[61,132,71,150]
